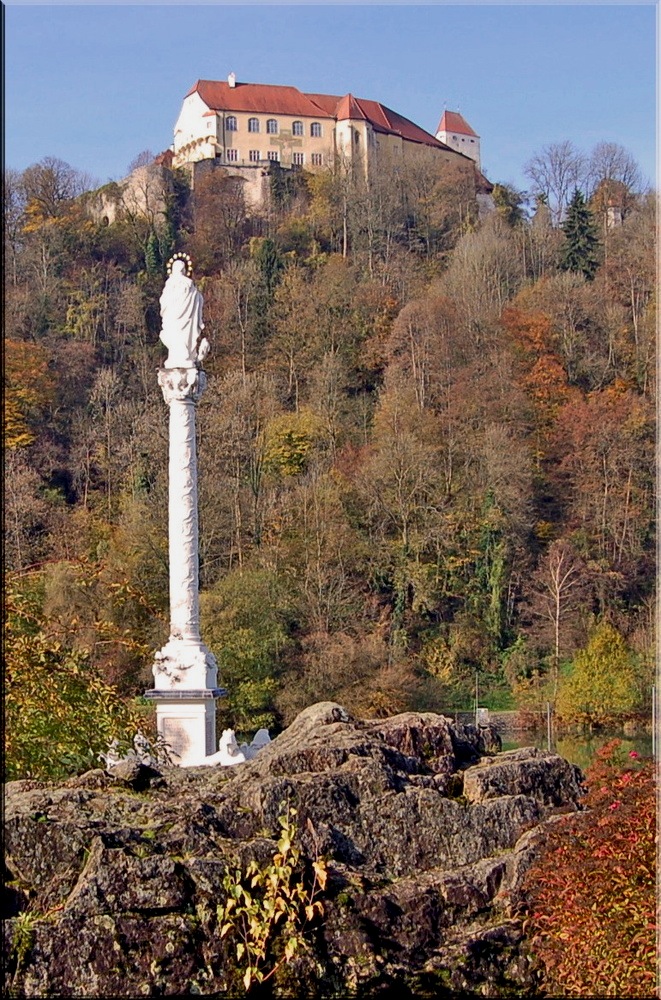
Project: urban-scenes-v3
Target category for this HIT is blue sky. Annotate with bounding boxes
[4,3,657,194]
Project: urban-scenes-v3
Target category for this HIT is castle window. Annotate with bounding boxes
[249,149,261,162]
[267,150,279,161]
[311,153,323,166]
[310,122,322,137]
[292,152,304,166]
[292,121,304,136]
[226,149,238,162]
[248,118,260,133]
[226,116,237,131]
[266,119,278,134]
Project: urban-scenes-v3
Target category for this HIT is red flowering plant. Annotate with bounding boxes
[522,740,657,997]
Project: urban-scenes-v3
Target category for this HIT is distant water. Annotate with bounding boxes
[501,731,654,771]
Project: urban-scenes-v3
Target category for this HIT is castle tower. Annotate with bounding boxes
[436,110,481,171]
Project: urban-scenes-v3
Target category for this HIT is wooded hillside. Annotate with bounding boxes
[4,144,655,773]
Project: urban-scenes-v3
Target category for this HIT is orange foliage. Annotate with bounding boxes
[501,306,574,442]
[501,305,554,355]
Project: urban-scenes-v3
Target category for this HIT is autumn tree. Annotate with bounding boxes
[203,260,263,377]
[200,567,293,736]
[386,295,462,412]
[197,370,281,576]
[524,140,587,226]
[126,150,156,173]
[4,169,27,289]
[586,141,643,205]
[346,154,407,277]
[525,539,590,702]
[442,215,522,337]
[21,156,94,223]
[603,194,656,392]
[518,197,563,282]
[4,339,54,450]
[553,385,655,576]
[5,572,151,780]
[267,267,317,407]
[557,622,643,726]
[491,183,526,228]
[187,168,247,273]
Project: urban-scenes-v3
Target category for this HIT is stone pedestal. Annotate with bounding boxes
[145,367,225,766]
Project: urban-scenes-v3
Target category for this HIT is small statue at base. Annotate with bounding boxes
[195,727,272,767]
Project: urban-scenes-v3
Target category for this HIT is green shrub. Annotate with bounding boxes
[201,567,294,737]
[218,804,327,990]
[5,575,152,781]
[556,622,642,726]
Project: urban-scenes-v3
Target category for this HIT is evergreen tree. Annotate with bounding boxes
[560,189,600,281]
[144,229,161,274]
[253,237,285,297]
[249,237,285,342]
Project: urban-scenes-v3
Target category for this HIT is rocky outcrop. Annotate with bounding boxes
[3,703,583,997]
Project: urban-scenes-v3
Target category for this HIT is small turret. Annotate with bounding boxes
[436,110,481,170]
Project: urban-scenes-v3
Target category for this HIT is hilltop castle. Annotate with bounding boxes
[172,75,491,208]
[88,78,492,226]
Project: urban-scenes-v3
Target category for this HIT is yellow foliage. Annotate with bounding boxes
[263,408,326,475]
[4,574,154,780]
[556,622,641,726]
[4,340,54,449]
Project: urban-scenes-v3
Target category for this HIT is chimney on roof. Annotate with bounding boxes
[228,72,236,89]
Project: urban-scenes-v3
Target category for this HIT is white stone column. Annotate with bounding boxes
[145,366,224,765]
[163,367,204,647]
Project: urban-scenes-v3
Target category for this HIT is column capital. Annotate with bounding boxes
[158,367,208,405]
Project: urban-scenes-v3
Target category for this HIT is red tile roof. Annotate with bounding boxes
[188,80,327,118]
[154,149,174,168]
[352,97,448,149]
[436,110,478,138]
[304,92,343,116]
[186,79,459,151]
[335,93,369,123]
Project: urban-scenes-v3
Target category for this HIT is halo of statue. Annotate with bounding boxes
[166,252,193,277]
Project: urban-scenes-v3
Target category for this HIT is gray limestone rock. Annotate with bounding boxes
[3,703,582,997]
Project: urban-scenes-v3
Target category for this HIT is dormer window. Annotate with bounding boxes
[266,119,278,134]
[248,118,260,133]
[310,122,322,137]
[292,121,304,136]
[226,116,237,131]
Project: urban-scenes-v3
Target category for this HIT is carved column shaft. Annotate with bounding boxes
[168,394,200,641]
[158,367,207,643]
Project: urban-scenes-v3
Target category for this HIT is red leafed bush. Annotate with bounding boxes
[523,740,657,998]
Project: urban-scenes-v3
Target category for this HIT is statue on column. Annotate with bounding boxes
[159,253,210,368]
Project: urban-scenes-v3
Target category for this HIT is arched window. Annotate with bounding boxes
[310,122,322,137]
[292,120,304,137]
[266,119,278,134]
[226,115,237,131]
[248,117,260,133]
